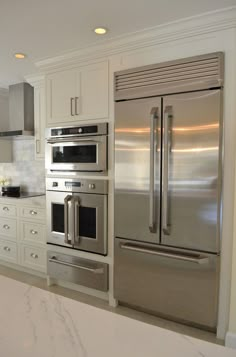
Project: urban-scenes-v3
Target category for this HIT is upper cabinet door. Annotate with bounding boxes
[79,61,108,120]
[46,61,108,127]
[46,68,80,125]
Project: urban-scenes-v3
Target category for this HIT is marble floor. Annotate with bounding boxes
[0,272,234,357]
[0,264,224,346]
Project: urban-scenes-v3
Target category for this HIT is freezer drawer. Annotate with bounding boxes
[47,251,108,292]
[114,238,220,329]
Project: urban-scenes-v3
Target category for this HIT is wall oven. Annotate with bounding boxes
[45,123,108,174]
[46,178,107,255]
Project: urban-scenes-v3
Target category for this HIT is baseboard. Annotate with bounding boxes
[225,332,236,349]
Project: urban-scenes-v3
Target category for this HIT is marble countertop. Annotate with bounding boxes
[0,275,235,357]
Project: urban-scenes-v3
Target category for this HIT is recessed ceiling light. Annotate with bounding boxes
[94,27,107,35]
[14,53,26,59]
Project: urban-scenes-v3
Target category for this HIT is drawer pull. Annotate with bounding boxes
[3,246,11,252]
[30,230,38,235]
[30,210,37,215]
[30,253,38,259]
[3,207,9,211]
[49,256,104,274]
[3,224,10,230]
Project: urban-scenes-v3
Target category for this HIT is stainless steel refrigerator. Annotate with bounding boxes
[114,52,224,330]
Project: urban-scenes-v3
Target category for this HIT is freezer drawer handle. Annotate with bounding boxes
[120,243,209,265]
[49,256,104,274]
[149,107,159,233]
[162,106,172,235]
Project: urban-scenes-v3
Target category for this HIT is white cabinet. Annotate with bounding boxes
[34,80,46,159]
[0,89,12,162]
[46,61,108,126]
[0,198,46,273]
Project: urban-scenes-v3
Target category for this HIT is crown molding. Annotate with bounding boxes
[36,6,236,72]
[24,74,45,87]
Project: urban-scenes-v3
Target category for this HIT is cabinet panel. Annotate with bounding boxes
[80,61,108,120]
[20,221,46,245]
[47,68,80,125]
[20,207,45,221]
[34,83,46,159]
[0,203,17,218]
[0,239,17,263]
[0,218,17,240]
[20,244,46,272]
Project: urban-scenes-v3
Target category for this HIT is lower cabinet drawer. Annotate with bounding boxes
[0,218,17,240]
[20,244,46,272]
[47,251,108,292]
[20,221,46,245]
[0,239,17,263]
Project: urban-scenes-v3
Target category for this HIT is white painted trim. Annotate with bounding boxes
[225,332,236,349]
[36,7,236,72]
[0,88,8,97]
[24,74,45,88]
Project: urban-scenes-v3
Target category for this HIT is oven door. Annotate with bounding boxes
[46,135,107,172]
[47,190,107,255]
[73,192,107,255]
[46,191,74,248]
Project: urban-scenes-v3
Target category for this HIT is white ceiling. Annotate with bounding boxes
[0,0,235,88]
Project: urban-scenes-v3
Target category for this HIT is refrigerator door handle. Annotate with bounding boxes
[74,197,80,245]
[149,107,159,233]
[120,243,209,265]
[162,106,172,235]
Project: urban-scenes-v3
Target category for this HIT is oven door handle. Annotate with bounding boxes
[64,195,73,244]
[47,137,103,144]
[74,197,80,245]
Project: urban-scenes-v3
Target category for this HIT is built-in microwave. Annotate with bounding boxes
[45,123,108,174]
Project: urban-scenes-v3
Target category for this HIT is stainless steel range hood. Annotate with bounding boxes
[0,82,34,138]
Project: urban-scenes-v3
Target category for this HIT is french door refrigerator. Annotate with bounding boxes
[114,52,223,330]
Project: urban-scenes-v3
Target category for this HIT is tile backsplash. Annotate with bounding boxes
[0,140,45,192]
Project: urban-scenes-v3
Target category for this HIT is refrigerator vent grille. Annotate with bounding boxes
[115,53,223,99]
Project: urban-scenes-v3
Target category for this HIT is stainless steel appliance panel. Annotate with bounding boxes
[114,238,219,329]
[161,90,222,253]
[115,98,161,244]
[48,251,108,291]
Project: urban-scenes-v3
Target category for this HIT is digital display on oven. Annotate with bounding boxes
[65,182,81,187]
[51,126,98,136]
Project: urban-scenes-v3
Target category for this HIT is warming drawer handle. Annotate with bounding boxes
[49,256,104,274]
[120,243,209,265]
[149,107,159,233]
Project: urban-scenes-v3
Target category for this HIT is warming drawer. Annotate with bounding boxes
[47,251,108,292]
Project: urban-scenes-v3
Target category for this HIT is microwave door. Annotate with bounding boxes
[46,136,107,172]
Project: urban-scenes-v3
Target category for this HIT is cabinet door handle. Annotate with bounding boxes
[3,246,11,252]
[30,253,38,259]
[3,224,10,230]
[70,97,75,116]
[36,140,40,154]
[30,230,38,235]
[3,207,9,211]
[30,210,37,215]
[75,97,79,115]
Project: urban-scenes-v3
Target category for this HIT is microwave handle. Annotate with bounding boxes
[47,137,103,144]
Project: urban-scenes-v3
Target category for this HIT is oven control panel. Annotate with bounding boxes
[46,178,108,195]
